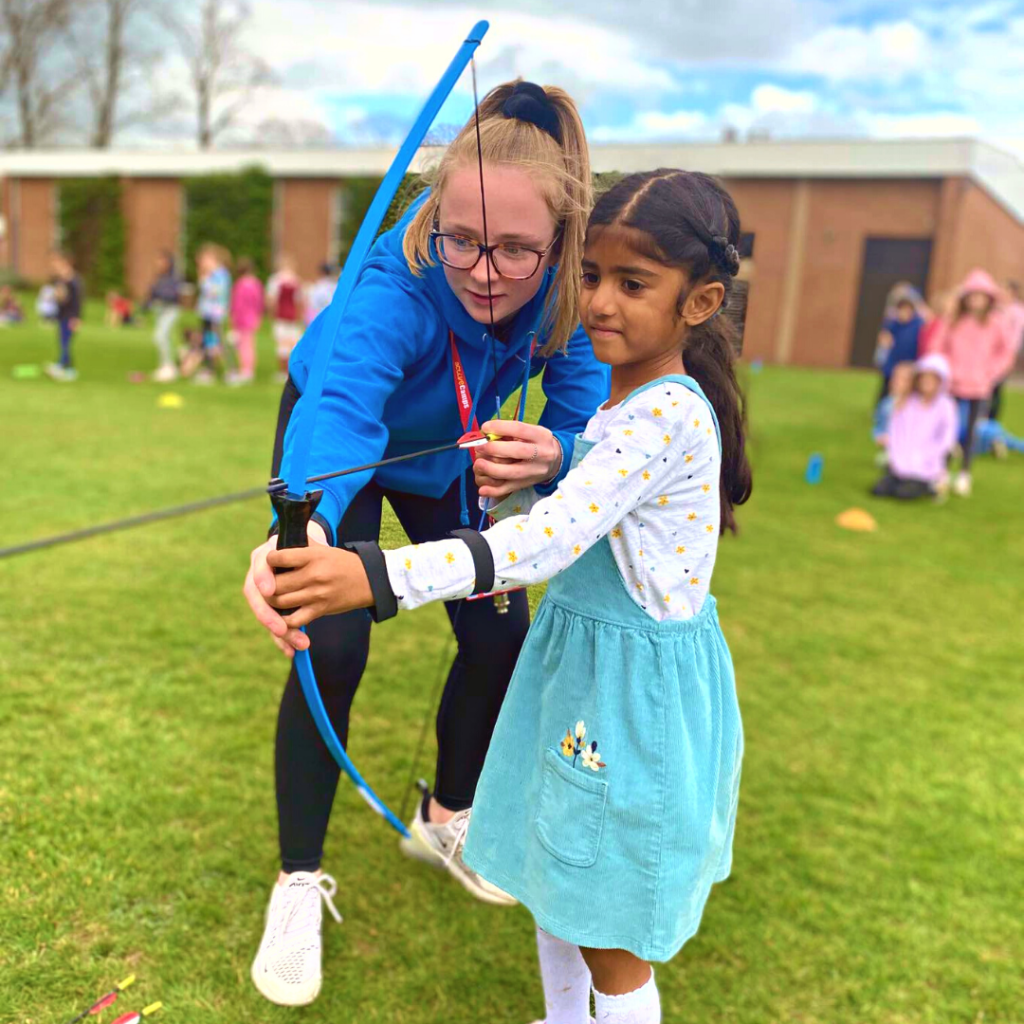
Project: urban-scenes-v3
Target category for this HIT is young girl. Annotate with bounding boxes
[872,353,959,501]
[928,269,1017,496]
[143,250,182,382]
[243,81,606,1008]
[186,244,231,383]
[261,169,751,1023]
[266,254,304,383]
[228,256,264,385]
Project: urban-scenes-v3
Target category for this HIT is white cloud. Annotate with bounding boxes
[750,83,817,114]
[783,20,929,83]
[590,109,708,143]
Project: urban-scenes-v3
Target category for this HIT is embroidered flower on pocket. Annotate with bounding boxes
[560,721,607,771]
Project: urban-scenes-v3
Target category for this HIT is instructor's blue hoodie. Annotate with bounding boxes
[282,192,610,540]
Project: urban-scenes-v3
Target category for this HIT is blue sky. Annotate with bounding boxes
[229,0,1024,155]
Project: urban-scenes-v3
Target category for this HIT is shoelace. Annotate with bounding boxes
[281,873,343,937]
[442,810,472,868]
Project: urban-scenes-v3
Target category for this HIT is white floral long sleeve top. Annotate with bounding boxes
[383,381,722,622]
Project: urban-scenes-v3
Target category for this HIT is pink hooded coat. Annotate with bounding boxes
[928,269,1017,399]
[887,353,959,484]
[230,274,264,332]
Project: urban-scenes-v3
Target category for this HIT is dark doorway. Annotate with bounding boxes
[849,237,933,368]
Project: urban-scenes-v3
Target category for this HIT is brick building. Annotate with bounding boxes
[2,138,1022,369]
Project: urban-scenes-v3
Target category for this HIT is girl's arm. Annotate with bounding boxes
[268,393,707,627]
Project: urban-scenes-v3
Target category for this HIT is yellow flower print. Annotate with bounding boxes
[623,429,634,436]
[556,493,564,500]
[685,454,694,463]
[515,523,524,531]
[512,505,522,514]
[694,418,700,428]
[688,512,697,521]
[676,545,686,554]
[589,502,600,513]
[642,470,651,481]
[706,524,715,533]
[658,495,669,506]
[585,480,593,486]
[618,468,629,477]
[544,526,554,538]
[508,551,519,563]
[445,551,455,564]
[663,594,671,604]
[702,483,711,493]
[690,577,700,586]
[672,401,679,407]
[652,406,663,417]
[560,730,575,757]
[573,545,581,556]
[638,548,643,557]
[611,528,622,538]
[404,558,412,570]
[663,434,672,445]
[707,428,713,436]
[635,582,645,591]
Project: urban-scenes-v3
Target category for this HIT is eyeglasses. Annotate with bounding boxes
[429,229,558,281]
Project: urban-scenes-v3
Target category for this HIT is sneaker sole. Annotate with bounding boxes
[251,958,321,1007]
[400,820,517,907]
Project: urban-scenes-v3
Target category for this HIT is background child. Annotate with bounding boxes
[872,353,958,501]
[872,359,916,464]
[228,256,264,385]
[304,261,337,326]
[928,269,1017,496]
[266,254,304,383]
[262,168,751,1024]
[189,244,232,384]
[990,280,1024,422]
[874,294,924,406]
[143,250,183,382]
[0,285,24,325]
[45,252,82,382]
[105,290,134,327]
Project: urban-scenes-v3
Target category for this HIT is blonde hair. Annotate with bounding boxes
[403,80,591,357]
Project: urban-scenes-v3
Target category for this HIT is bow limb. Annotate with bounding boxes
[274,21,490,839]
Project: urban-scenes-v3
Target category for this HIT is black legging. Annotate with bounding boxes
[960,398,983,471]
[271,380,530,873]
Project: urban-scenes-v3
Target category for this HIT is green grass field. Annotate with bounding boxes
[2,308,1022,1023]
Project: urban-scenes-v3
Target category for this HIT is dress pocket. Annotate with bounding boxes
[535,748,608,868]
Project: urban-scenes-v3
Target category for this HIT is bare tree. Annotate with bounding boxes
[168,0,272,149]
[76,0,178,148]
[0,0,75,147]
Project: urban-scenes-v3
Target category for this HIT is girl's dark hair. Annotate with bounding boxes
[588,169,752,531]
[236,256,254,276]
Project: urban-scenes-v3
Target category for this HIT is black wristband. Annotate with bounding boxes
[342,541,398,622]
[450,528,495,596]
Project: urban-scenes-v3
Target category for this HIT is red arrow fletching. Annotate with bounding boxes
[110,1013,140,1024]
[89,993,119,1014]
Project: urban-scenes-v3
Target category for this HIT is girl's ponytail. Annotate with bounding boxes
[681,315,752,532]
[589,169,753,531]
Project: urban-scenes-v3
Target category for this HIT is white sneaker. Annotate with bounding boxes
[152,365,178,383]
[953,471,972,497]
[192,369,215,385]
[400,802,517,906]
[529,1018,596,1023]
[251,871,342,1006]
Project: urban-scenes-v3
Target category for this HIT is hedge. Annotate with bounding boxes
[58,177,126,295]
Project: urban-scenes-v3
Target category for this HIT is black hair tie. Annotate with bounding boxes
[502,81,562,144]
[710,235,741,277]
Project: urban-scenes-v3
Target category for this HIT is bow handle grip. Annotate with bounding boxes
[269,488,324,615]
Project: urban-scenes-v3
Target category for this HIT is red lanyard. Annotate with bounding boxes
[449,331,481,447]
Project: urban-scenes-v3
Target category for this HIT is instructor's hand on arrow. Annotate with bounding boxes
[244,520,330,656]
[473,420,563,499]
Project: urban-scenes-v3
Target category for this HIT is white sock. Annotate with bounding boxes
[593,969,660,1023]
[535,926,592,1024]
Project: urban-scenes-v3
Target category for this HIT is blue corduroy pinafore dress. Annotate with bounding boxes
[463,377,743,962]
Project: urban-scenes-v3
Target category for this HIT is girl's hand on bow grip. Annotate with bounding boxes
[243,520,328,657]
